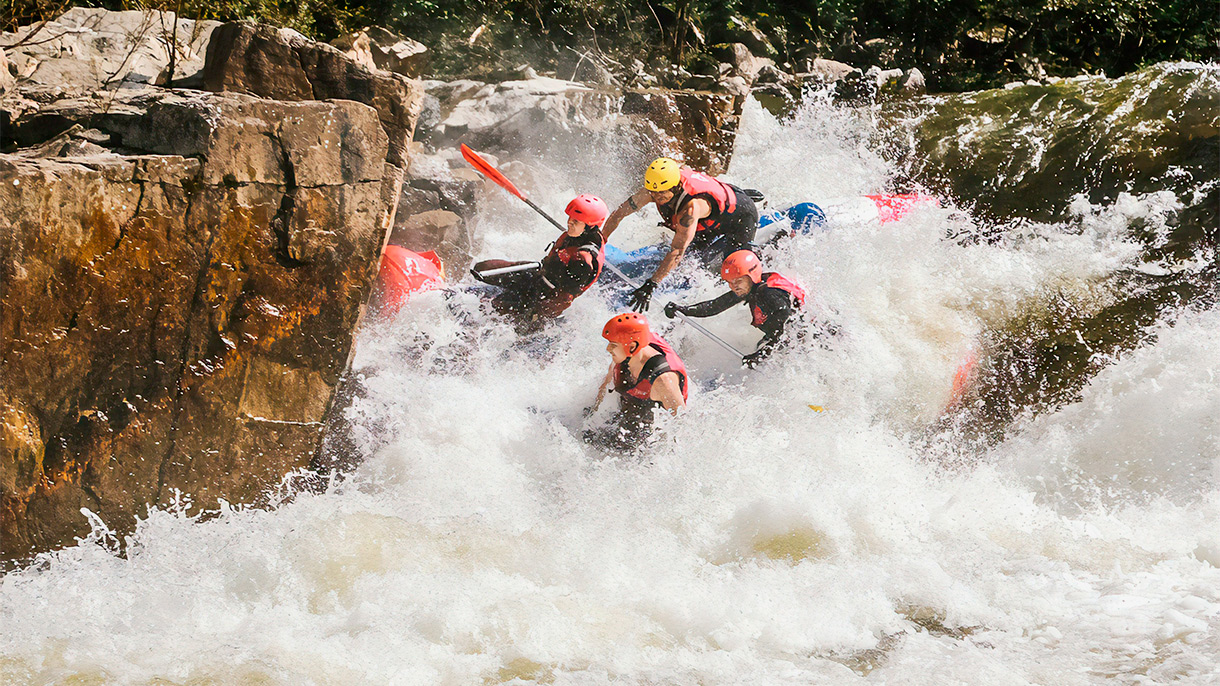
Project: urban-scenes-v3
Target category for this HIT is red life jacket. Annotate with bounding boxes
[614,334,689,404]
[542,230,605,293]
[750,272,807,327]
[658,168,738,233]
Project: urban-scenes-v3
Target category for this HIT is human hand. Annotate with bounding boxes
[628,280,657,312]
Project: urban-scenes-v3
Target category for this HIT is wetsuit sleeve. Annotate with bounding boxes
[681,290,742,318]
[750,287,796,357]
[544,250,598,295]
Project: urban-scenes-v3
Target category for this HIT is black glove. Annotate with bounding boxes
[628,280,657,312]
[742,349,767,369]
[663,302,686,319]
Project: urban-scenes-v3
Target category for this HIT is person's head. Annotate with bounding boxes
[564,194,609,236]
[602,312,651,363]
[644,157,682,206]
[721,250,763,297]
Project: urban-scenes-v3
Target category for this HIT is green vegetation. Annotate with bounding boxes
[5,0,1217,90]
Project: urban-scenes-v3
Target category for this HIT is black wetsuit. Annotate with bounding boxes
[472,229,604,325]
[657,185,759,265]
[584,339,688,451]
[681,273,802,363]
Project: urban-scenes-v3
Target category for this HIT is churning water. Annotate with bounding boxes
[2,81,1218,684]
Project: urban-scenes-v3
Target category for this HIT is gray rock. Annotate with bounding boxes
[422,75,746,175]
[362,27,428,78]
[201,21,423,170]
[427,77,617,154]
[717,43,774,84]
[0,48,14,95]
[0,8,219,98]
[898,68,926,95]
[799,58,855,85]
[389,209,471,275]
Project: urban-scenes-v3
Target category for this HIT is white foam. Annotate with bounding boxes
[2,89,1217,685]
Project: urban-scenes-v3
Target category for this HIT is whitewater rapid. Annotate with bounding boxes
[2,97,1217,685]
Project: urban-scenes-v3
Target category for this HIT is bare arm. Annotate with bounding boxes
[601,189,652,240]
[649,372,686,416]
[590,362,616,413]
[649,198,708,284]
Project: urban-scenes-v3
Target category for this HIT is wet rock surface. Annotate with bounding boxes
[420,76,746,175]
[0,8,219,99]
[0,92,392,561]
[878,64,1219,234]
[0,10,423,562]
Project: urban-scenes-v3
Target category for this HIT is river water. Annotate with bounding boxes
[2,73,1218,684]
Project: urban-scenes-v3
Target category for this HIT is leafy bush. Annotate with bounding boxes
[4,0,1216,89]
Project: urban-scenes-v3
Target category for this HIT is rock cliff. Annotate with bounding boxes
[1,13,423,562]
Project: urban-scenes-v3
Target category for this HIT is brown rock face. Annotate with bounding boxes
[389,209,469,274]
[621,88,744,175]
[201,22,421,170]
[0,92,390,561]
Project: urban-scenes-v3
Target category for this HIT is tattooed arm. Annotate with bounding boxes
[601,188,652,240]
[649,197,709,284]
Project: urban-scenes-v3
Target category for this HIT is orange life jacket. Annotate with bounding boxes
[542,230,604,294]
[657,168,738,233]
[750,272,806,327]
[614,334,689,404]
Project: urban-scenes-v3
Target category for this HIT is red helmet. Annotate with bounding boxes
[565,194,609,227]
[721,250,763,283]
[602,312,650,352]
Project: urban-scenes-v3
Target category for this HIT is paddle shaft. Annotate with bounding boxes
[473,262,542,279]
[599,261,746,359]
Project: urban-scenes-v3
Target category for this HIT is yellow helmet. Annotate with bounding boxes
[644,157,682,192]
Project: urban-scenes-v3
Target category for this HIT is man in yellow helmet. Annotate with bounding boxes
[601,158,759,312]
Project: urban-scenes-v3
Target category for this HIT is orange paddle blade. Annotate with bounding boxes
[460,144,524,199]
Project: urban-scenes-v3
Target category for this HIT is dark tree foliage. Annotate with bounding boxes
[4,0,1217,90]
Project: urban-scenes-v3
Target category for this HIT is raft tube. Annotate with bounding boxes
[607,194,939,272]
[373,245,445,313]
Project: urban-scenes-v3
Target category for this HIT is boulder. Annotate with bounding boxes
[714,43,774,84]
[726,16,777,57]
[872,66,906,96]
[422,76,745,175]
[201,21,423,170]
[389,210,469,274]
[0,8,219,98]
[877,62,1220,226]
[620,87,744,175]
[387,151,482,273]
[332,26,428,78]
[426,77,619,154]
[0,48,14,95]
[798,58,855,85]
[0,91,391,561]
[897,68,927,96]
[330,29,378,71]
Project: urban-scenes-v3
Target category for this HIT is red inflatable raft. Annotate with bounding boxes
[373,245,445,313]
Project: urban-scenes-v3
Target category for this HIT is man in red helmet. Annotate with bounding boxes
[665,250,807,368]
[471,194,608,329]
[584,312,688,450]
[601,157,760,313]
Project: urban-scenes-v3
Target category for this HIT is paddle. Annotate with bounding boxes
[460,144,747,359]
[461,144,566,233]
